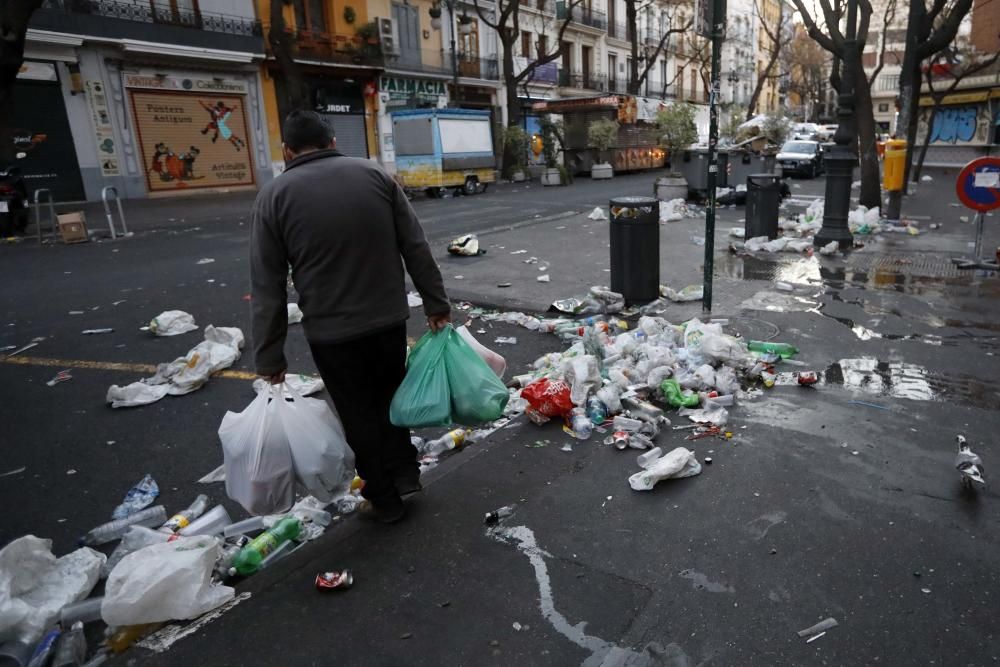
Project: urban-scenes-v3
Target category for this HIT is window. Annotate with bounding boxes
[690,69,697,99]
[521,30,532,57]
[878,103,889,112]
[537,34,548,58]
[292,0,327,33]
[677,65,685,97]
[660,59,667,91]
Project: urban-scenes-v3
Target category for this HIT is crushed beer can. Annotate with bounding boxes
[796,371,819,386]
[315,569,353,591]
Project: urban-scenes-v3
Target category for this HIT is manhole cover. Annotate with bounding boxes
[846,253,964,278]
[722,316,781,341]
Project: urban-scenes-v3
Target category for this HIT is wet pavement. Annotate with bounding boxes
[1,168,999,665]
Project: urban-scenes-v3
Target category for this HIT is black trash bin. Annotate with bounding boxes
[609,196,659,305]
[744,174,781,240]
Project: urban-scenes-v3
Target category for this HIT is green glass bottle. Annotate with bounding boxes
[229,516,301,577]
[747,340,799,358]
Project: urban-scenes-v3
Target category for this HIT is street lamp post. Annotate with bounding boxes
[430,0,468,107]
[813,0,858,249]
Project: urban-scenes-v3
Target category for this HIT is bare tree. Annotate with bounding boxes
[745,0,789,119]
[1,0,44,164]
[895,0,976,185]
[786,31,828,121]
[626,0,692,95]
[474,0,581,129]
[912,43,1000,181]
[791,0,883,209]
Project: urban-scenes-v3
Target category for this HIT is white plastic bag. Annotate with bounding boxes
[274,384,355,504]
[0,536,104,645]
[287,303,304,324]
[628,447,702,491]
[106,382,170,408]
[457,325,507,378]
[253,373,324,397]
[219,387,295,516]
[564,355,600,406]
[148,310,198,337]
[699,333,751,367]
[102,537,234,626]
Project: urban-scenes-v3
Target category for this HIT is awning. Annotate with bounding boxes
[532,95,621,113]
[918,91,989,107]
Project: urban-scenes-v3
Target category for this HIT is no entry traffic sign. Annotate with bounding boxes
[956,156,1000,212]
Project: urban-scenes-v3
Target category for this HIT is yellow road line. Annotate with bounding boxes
[0,355,258,380]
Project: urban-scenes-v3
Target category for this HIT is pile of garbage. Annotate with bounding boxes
[475,310,804,488]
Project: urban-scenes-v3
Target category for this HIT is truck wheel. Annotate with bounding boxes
[463,177,479,196]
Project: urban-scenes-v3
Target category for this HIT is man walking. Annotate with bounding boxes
[250,110,450,523]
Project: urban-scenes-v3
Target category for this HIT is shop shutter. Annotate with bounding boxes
[13,79,85,202]
[322,113,368,158]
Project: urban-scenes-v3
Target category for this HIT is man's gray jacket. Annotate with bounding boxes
[250,149,449,375]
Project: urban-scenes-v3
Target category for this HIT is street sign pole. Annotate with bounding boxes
[701,0,725,313]
[952,156,1000,271]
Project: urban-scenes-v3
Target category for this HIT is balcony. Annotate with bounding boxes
[263,26,383,68]
[556,2,607,30]
[558,69,606,90]
[456,54,501,81]
[607,76,627,93]
[32,0,263,53]
[384,48,455,77]
[607,22,631,40]
[519,0,556,13]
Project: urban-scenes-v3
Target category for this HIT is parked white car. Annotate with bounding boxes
[791,123,822,141]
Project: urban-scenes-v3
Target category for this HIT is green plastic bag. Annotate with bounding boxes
[661,378,700,409]
[443,327,509,423]
[389,330,452,428]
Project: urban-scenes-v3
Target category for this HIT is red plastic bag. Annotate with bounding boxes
[521,379,573,418]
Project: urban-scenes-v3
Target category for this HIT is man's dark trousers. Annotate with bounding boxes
[310,324,418,504]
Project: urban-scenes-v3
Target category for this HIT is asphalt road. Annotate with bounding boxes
[2,169,999,665]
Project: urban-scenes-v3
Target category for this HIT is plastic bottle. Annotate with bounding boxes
[26,627,61,667]
[222,516,265,538]
[747,340,799,358]
[214,537,249,579]
[79,505,168,546]
[178,505,231,537]
[105,624,162,654]
[159,494,209,533]
[424,429,466,457]
[612,415,644,432]
[585,397,608,425]
[101,525,175,577]
[569,408,593,440]
[59,597,104,626]
[229,517,301,577]
[51,622,85,667]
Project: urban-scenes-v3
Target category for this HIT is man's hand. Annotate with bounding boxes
[261,370,286,385]
[427,313,451,333]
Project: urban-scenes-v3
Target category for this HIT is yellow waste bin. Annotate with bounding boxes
[883,139,907,192]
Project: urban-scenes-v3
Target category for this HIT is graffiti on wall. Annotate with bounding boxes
[918,104,989,145]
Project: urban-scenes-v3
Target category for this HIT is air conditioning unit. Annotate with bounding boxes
[379,17,397,55]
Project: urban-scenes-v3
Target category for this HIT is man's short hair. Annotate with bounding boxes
[283,110,334,152]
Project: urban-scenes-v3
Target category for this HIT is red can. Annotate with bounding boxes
[797,372,819,386]
[315,570,354,591]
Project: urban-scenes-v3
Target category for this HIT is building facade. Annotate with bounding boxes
[23,0,270,202]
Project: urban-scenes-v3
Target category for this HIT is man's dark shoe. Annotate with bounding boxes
[358,498,405,524]
[395,475,423,498]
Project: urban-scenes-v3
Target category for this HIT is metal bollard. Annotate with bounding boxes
[101,186,129,239]
[609,196,660,305]
[33,189,57,244]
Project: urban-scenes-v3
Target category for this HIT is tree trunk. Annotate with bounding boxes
[0,0,44,164]
[626,0,639,94]
[903,62,921,186]
[268,0,308,119]
[501,39,521,177]
[855,66,881,209]
[912,104,937,183]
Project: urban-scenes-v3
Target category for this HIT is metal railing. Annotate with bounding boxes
[262,25,384,67]
[101,186,128,240]
[607,22,629,39]
[384,48,454,76]
[556,3,607,29]
[559,70,606,90]
[455,55,500,81]
[33,189,57,244]
[607,76,628,93]
[520,0,555,12]
[41,0,260,36]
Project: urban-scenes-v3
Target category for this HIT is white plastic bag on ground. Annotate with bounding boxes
[565,355,600,406]
[661,284,703,302]
[745,236,770,252]
[699,333,751,367]
[678,396,729,425]
[253,373,324,397]
[588,207,608,220]
[0,536,104,645]
[629,447,702,491]
[148,310,198,337]
[659,199,689,223]
[596,384,622,413]
[274,384,355,504]
[287,303,303,324]
[102,537,233,626]
[219,387,295,516]
[819,240,839,256]
[107,382,170,408]
[457,325,507,378]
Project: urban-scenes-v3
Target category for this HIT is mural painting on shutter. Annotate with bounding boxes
[131,90,255,192]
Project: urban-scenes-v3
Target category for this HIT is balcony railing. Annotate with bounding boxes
[607,76,628,93]
[262,25,383,67]
[40,0,260,36]
[456,55,501,81]
[556,2,607,29]
[558,69,606,90]
[384,49,458,76]
[519,0,555,13]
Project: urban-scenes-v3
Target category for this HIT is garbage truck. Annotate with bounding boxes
[391,108,497,197]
